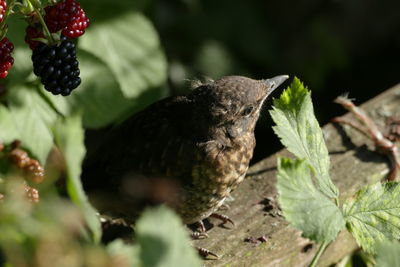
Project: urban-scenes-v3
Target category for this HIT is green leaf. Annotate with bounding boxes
[277,158,345,242]
[0,105,19,144]
[6,48,33,84]
[376,241,400,267]
[270,77,338,199]
[342,182,400,254]
[53,114,101,243]
[6,85,56,163]
[69,50,134,128]
[79,12,167,99]
[135,206,202,267]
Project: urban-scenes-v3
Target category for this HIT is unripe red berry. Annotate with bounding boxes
[0,0,7,22]
[0,37,14,78]
[44,0,90,39]
[25,26,44,50]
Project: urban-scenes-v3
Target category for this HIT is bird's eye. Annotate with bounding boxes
[241,106,254,116]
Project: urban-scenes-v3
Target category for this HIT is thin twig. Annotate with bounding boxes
[334,95,399,181]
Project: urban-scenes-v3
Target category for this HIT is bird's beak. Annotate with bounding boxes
[264,75,289,96]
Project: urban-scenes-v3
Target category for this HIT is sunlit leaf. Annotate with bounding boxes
[270,77,338,198]
[6,85,56,163]
[376,241,400,267]
[277,158,345,242]
[80,12,167,99]
[343,182,400,254]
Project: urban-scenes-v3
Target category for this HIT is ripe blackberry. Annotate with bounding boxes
[44,0,89,39]
[0,0,6,22]
[32,37,81,96]
[0,38,14,79]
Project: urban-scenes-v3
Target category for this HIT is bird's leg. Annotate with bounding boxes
[210,213,235,227]
[196,247,219,259]
[190,220,208,239]
[190,221,218,259]
[196,220,206,232]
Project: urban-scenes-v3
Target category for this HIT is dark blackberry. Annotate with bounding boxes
[32,37,81,96]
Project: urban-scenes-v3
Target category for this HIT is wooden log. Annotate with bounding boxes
[193,84,400,267]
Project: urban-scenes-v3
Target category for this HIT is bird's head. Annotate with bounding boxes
[189,75,288,139]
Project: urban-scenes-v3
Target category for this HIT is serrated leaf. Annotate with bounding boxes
[270,77,338,199]
[53,114,101,243]
[277,158,345,242]
[135,206,202,267]
[343,182,400,254]
[376,241,400,267]
[79,12,167,99]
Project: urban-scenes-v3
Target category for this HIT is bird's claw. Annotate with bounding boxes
[191,231,209,239]
[210,213,235,227]
[195,220,206,232]
[197,247,219,259]
[190,220,208,239]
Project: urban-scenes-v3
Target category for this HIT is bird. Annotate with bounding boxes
[82,75,288,232]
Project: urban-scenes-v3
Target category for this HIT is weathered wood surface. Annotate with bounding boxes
[193,84,400,267]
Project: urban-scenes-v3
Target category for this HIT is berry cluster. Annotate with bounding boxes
[0,1,14,79]
[0,37,14,78]
[6,140,44,184]
[24,0,88,95]
[32,36,81,96]
[24,182,40,203]
[44,0,89,38]
[0,0,6,22]
[0,182,39,203]
[0,140,44,203]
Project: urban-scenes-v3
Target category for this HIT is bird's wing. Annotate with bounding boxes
[82,95,197,189]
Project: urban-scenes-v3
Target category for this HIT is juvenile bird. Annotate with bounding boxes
[83,75,288,229]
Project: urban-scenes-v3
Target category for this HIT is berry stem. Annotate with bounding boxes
[308,241,329,267]
[26,0,56,45]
